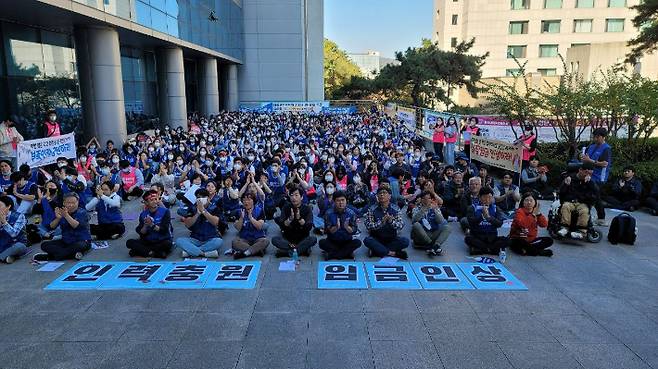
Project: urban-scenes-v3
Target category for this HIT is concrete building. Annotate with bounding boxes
[565,41,658,80]
[347,51,400,79]
[433,0,640,78]
[0,0,324,144]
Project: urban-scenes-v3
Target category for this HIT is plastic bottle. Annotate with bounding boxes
[292,248,299,266]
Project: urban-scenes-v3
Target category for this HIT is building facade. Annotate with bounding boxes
[347,51,399,79]
[433,0,640,78]
[0,0,323,145]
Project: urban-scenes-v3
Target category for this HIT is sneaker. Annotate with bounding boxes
[204,250,219,258]
[33,253,49,262]
[570,231,584,240]
[464,229,471,236]
[539,249,554,257]
[447,216,458,222]
[395,250,408,260]
[128,250,138,257]
[425,249,435,257]
[499,249,507,263]
[181,250,190,258]
[74,252,84,260]
[353,230,362,237]
[368,249,374,258]
[557,227,569,237]
[110,232,124,240]
[595,219,608,227]
[434,246,443,255]
[224,249,235,256]
[5,255,15,264]
[233,251,247,260]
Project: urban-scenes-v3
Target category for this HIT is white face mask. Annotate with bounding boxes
[112,157,120,164]
[177,160,184,166]
[247,155,255,161]
[58,162,67,168]
[123,168,131,173]
[326,187,335,195]
[167,154,174,160]
[79,157,87,164]
[66,175,74,182]
[325,175,333,182]
[198,197,208,206]
[353,177,362,184]
[200,150,207,156]
[321,155,328,161]
[233,164,242,171]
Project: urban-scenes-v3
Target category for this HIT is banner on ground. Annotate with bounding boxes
[470,136,523,173]
[17,133,76,168]
[396,106,417,132]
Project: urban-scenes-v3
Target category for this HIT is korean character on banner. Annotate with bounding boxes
[471,265,506,283]
[373,265,408,282]
[324,265,357,281]
[164,265,207,281]
[216,265,253,281]
[118,264,161,282]
[63,264,113,282]
[419,265,459,283]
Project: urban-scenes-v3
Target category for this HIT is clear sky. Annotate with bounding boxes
[324,0,433,59]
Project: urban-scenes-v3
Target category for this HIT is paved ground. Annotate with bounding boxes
[0,199,657,369]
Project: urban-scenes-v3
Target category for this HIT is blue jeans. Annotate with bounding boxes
[444,143,456,165]
[313,215,325,230]
[38,223,62,239]
[176,237,223,257]
[364,236,409,257]
[0,242,27,260]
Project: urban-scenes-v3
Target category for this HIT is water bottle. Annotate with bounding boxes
[292,249,299,266]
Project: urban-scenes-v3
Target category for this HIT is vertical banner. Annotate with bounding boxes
[396,106,417,132]
[17,133,76,168]
[470,136,523,173]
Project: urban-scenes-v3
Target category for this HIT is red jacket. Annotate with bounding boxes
[509,208,547,242]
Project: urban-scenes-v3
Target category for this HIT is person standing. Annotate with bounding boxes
[44,109,61,138]
[461,117,480,159]
[0,118,23,168]
[431,117,445,162]
[443,116,459,165]
[582,128,611,226]
[515,123,537,169]
[273,186,316,257]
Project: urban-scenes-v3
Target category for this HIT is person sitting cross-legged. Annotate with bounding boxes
[125,190,172,258]
[273,186,316,257]
[231,192,269,259]
[411,191,451,256]
[464,187,509,260]
[176,188,223,259]
[509,192,554,257]
[34,192,91,261]
[364,187,409,259]
[602,165,642,212]
[85,181,125,240]
[319,190,362,260]
[0,195,28,264]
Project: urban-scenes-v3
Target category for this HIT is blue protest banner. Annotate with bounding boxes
[150,261,216,289]
[457,263,527,290]
[317,262,367,289]
[96,262,175,290]
[204,261,261,289]
[45,262,125,290]
[364,262,421,290]
[410,262,475,290]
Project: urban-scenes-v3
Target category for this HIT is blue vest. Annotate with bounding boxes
[495,183,518,211]
[239,206,266,241]
[325,207,357,242]
[586,143,612,183]
[422,208,441,232]
[189,208,220,242]
[471,203,498,236]
[267,170,285,195]
[61,208,92,244]
[95,194,123,224]
[411,158,422,178]
[61,180,91,205]
[0,211,27,251]
[0,175,11,193]
[221,188,240,211]
[139,207,171,241]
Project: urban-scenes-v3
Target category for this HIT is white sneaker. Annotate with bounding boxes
[499,249,507,263]
[5,256,15,264]
[595,219,608,227]
[557,228,568,237]
[570,232,584,240]
[74,252,84,260]
[181,250,190,258]
[224,249,235,255]
[204,250,219,258]
[448,216,458,222]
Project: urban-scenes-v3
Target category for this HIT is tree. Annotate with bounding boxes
[626,0,658,63]
[324,39,362,99]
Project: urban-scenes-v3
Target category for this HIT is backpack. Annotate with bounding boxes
[607,213,637,245]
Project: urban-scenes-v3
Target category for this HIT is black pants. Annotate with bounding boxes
[90,223,126,240]
[319,238,362,259]
[464,143,470,158]
[122,187,144,201]
[465,235,509,255]
[272,235,318,255]
[510,237,553,256]
[433,142,444,162]
[646,197,658,213]
[602,196,640,211]
[41,240,90,260]
[126,238,172,258]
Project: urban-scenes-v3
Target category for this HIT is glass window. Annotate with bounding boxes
[507,45,527,58]
[167,16,179,37]
[509,21,529,34]
[166,0,179,17]
[544,0,562,8]
[506,69,522,76]
[606,18,625,32]
[451,37,458,47]
[571,43,590,47]
[511,0,530,9]
[151,9,168,34]
[150,0,166,11]
[573,19,593,32]
[538,68,557,76]
[541,20,561,33]
[135,0,152,27]
[451,14,458,25]
[608,0,626,7]
[576,0,594,7]
[539,44,559,57]
[3,25,43,77]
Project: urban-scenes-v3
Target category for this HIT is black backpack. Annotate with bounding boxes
[607,213,637,245]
